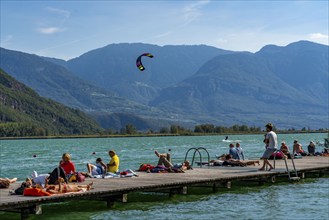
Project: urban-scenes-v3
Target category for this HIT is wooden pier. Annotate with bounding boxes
[1,157,328,219]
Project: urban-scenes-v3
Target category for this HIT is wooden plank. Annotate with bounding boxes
[0,157,328,212]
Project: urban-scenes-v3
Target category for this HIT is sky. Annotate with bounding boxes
[1,0,328,60]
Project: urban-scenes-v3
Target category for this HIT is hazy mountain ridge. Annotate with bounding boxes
[150,41,328,128]
[0,69,103,135]
[1,41,328,130]
[65,43,235,104]
[0,47,168,116]
[0,47,192,131]
[256,41,328,103]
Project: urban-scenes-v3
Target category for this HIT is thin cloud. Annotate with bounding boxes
[46,7,71,19]
[309,33,328,40]
[34,7,70,35]
[154,31,172,39]
[37,27,66,34]
[35,34,99,59]
[0,34,13,47]
[155,0,210,41]
[182,0,210,23]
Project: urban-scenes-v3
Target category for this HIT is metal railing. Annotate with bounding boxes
[273,150,300,181]
[184,147,210,168]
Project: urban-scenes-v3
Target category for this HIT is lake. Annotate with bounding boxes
[0,133,328,219]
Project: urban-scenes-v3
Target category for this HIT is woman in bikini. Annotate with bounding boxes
[44,177,93,194]
[210,154,260,167]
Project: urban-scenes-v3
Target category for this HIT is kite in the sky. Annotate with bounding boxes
[136,53,154,71]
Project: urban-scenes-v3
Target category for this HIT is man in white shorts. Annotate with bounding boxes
[259,123,277,171]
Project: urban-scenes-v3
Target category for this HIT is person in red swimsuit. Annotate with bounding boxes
[59,153,76,177]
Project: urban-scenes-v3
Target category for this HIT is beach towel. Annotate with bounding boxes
[92,169,138,178]
[23,188,52,197]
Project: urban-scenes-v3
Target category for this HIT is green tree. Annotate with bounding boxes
[159,127,169,134]
[125,124,137,135]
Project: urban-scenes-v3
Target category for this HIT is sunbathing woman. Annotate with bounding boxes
[44,178,93,194]
[225,154,260,166]
[212,154,260,167]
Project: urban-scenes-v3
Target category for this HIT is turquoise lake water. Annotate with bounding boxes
[1,133,328,219]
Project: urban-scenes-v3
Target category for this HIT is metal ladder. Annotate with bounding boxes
[184,147,210,168]
[273,150,300,182]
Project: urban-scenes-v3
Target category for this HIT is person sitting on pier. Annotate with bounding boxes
[228,143,239,159]
[293,140,307,156]
[0,177,17,189]
[307,141,316,156]
[59,153,76,179]
[280,141,291,159]
[235,142,245,160]
[107,150,120,173]
[87,157,107,176]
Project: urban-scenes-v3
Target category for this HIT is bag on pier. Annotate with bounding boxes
[269,152,284,160]
[68,172,85,183]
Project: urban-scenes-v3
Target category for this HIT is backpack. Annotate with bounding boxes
[76,172,85,182]
[69,172,85,183]
[14,182,29,195]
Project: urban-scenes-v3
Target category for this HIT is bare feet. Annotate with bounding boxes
[87,182,93,190]
[9,178,17,183]
[154,151,160,157]
[268,167,274,171]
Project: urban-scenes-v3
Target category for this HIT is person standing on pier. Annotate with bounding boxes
[259,123,277,171]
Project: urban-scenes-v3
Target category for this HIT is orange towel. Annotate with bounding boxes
[23,187,52,196]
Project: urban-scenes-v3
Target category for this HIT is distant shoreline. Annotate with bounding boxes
[1,130,328,141]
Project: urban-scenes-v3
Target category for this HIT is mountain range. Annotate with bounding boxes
[0,69,103,136]
[0,40,328,130]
